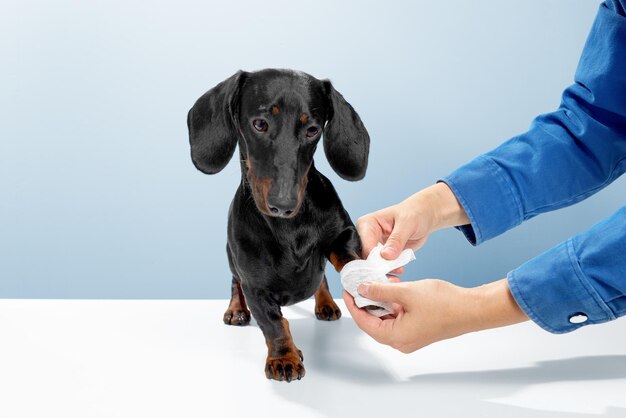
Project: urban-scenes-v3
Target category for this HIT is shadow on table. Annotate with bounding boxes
[272,305,626,418]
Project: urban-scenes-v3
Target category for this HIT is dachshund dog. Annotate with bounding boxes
[187,69,369,382]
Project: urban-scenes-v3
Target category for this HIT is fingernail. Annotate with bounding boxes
[358,283,370,297]
[382,246,398,258]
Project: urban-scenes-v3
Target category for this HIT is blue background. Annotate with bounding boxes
[1,0,622,299]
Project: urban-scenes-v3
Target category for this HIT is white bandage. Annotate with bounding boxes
[340,243,416,317]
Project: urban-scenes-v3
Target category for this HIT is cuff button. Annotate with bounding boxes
[569,313,588,324]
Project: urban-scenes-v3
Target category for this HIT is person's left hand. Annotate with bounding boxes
[343,279,472,352]
[343,278,528,353]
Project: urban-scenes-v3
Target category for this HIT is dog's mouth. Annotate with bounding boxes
[244,159,310,219]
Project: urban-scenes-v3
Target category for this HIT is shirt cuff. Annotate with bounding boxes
[440,154,524,245]
[507,239,616,334]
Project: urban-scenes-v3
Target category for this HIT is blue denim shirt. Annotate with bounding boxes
[441,1,626,333]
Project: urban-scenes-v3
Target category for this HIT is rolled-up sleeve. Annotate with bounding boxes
[508,207,626,333]
[440,0,626,333]
[441,1,626,246]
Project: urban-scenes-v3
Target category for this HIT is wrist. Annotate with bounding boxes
[401,182,469,233]
[470,279,529,332]
[431,182,469,230]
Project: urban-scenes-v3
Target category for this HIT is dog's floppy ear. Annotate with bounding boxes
[322,81,370,181]
[187,71,247,174]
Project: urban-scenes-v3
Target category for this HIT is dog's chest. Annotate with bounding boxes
[272,226,324,273]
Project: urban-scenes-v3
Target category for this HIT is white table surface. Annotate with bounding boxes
[1,299,625,418]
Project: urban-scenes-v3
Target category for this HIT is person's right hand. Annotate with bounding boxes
[356,182,470,260]
[356,201,433,261]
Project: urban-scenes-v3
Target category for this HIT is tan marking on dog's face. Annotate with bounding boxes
[246,163,273,216]
[283,163,310,219]
[271,105,280,115]
[299,113,309,125]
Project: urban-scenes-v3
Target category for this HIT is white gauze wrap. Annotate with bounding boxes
[340,243,416,317]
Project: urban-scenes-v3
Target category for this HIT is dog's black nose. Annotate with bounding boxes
[267,199,297,217]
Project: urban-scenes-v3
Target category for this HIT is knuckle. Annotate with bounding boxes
[356,216,372,229]
[386,235,402,246]
[366,284,380,298]
[386,234,399,242]
[395,211,413,225]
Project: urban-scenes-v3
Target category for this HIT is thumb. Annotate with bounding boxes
[358,282,405,303]
[382,225,412,260]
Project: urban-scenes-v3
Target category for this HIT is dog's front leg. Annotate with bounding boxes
[245,290,305,382]
[317,226,362,320]
[327,226,362,272]
[314,276,342,321]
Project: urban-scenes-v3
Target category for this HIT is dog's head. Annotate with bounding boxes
[187,69,369,218]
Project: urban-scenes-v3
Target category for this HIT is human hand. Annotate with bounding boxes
[343,278,528,353]
[356,182,469,261]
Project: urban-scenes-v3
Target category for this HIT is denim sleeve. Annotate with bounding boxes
[441,1,626,246]
[507,206,626,333]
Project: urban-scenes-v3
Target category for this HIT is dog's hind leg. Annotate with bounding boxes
[223,276,251,326]
[314,276,341,321]
[223,245,251,326]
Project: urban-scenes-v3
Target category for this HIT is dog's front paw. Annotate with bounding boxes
[223,308,251,326]
[315,300,342,321]
[265,351,305,382]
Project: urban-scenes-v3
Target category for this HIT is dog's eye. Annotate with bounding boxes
[305,126,320,138]
[252,119,268,132]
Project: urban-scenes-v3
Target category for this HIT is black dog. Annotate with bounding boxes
[187,69,369,382]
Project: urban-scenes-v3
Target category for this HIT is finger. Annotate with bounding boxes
[358,282,406,304]
[342,291,385,335]
[380,301,405,318]
[390,302,404,316]
[387,275,402,283]
[390,267,405,275]
[342,290,356,310]
[381,221,414,260]
[385,278,407,314]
